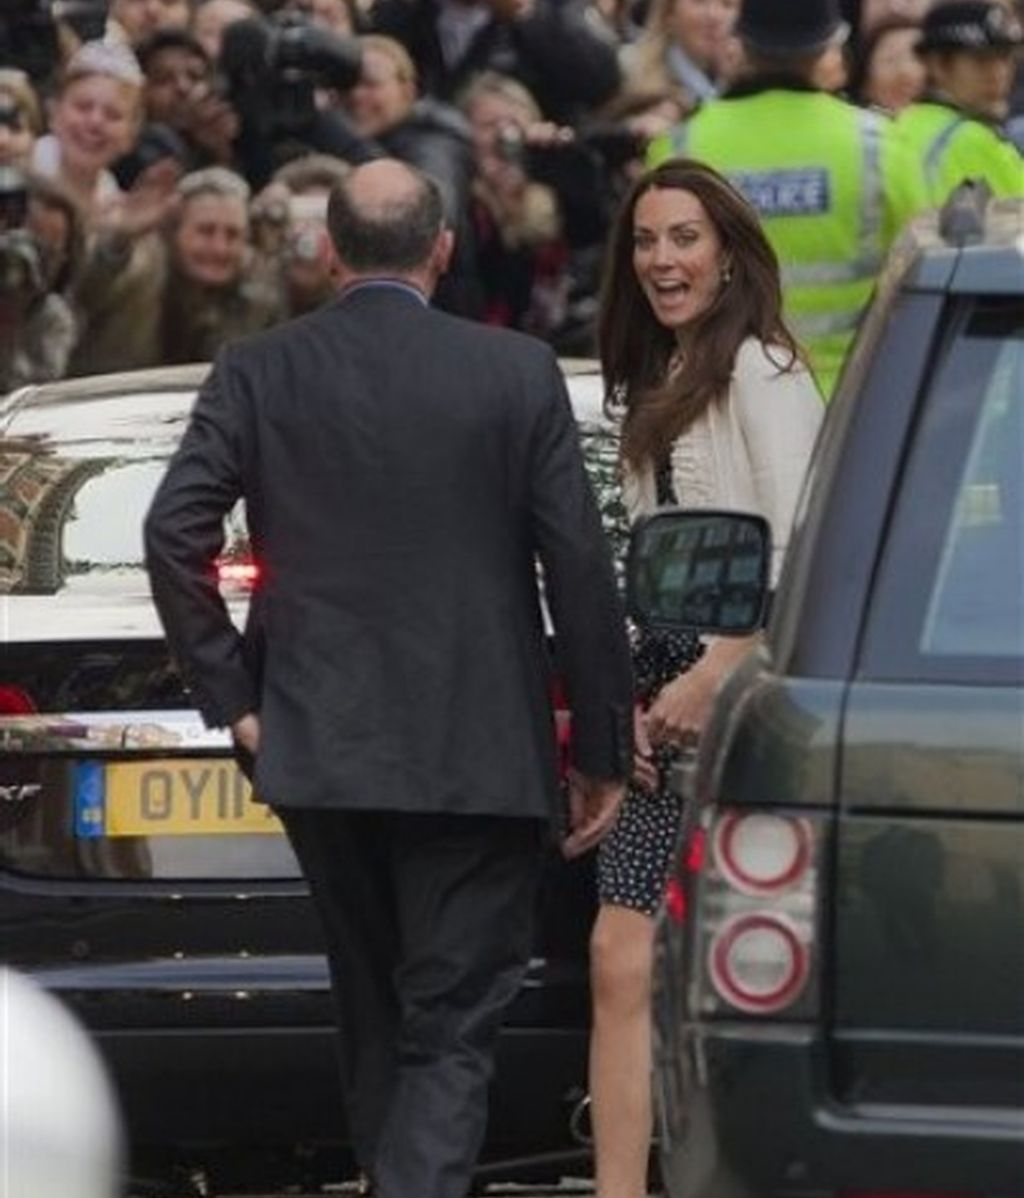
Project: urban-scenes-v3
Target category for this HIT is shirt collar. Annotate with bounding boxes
[338,278,429,306]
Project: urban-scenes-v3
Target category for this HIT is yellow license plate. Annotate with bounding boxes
[103,759,282,837]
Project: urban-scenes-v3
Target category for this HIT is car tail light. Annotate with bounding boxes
[551,675,571,781]
[708,912,810,1014]
[216,558,260,589]
[712,811,812,895]
[663,826,706,926]
[0,686,36,715]
[673,807,824,1018]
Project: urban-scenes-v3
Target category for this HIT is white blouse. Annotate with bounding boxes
[622,337,825,582]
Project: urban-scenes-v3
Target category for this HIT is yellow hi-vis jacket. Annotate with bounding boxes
[894,99,1024,205]
[648,88,929,398]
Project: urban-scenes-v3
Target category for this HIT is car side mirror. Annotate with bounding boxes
[626,509,772,635]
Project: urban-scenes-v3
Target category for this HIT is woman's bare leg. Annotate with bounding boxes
[590,902,656,1198]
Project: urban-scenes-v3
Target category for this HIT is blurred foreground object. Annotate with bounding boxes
[1,966,124,1198]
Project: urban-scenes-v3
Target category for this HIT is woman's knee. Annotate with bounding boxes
[590,907,655,1012]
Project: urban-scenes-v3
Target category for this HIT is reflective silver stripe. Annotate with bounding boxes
[782,255,884,286]
[857,107,886,267]
[924,117,968,190]
[670,123,690,156]
[791,309,863,338]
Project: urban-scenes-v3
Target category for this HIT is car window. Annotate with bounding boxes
[859,300,1022,685]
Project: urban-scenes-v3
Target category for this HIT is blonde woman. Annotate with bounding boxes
[621,0,741,110]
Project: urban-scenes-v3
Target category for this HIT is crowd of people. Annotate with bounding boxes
[0,0,1021,395]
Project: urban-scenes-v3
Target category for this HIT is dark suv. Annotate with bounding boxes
[646,191,1024,1197]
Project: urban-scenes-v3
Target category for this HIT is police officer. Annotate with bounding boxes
[895,1,1023,203]
[648,0,928,399]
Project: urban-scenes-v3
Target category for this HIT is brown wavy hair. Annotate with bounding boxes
[598,158,800,471]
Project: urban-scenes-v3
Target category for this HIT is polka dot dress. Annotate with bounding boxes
[597,457,703,917]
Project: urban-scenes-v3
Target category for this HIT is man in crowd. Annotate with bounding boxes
[648,0,929,399]
[144,158,633,1198]
[135,28,240,171]
[370,0,622,124]
[895,1,1023,201]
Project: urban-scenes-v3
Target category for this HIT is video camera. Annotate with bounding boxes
[221,11,362,141]
[0,0,109,82]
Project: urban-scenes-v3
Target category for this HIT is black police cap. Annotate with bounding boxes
[917,1,1023,54]
[736,0,848,56]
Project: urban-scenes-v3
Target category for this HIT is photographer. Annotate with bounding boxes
[458,72,570,337]
[249,153,350,315]
[220,8,372,187]
[369,0,622,126]
[0,169,83,393]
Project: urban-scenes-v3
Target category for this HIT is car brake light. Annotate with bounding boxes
[664,827,706,926]
[712,811,811,895]
[0,685,36,715]
[216,559,260,588]
[550,675,571,780]
[708,912,810,1014]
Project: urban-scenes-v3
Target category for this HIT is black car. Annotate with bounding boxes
[0,361,625,1195]
[646,191,1024,1197]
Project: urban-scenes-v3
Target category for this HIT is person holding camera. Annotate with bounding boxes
[457,71,571,336]
[369,0,622,126]
[219,7,372,187]
[0,168,83,393]
[250,152,350,314]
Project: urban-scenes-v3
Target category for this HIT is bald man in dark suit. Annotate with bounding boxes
[145,159,632,1198]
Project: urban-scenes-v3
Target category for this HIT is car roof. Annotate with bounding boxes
[0,359,605,446]
[903,197,1024,295]
[0,359,608,639]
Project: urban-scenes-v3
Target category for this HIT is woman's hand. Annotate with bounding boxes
[644,665,718,750]
[645,636,758,749]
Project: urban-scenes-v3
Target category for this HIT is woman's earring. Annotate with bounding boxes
[721,263,733,285]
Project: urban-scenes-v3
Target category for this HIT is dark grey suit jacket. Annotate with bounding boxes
[144,284,633,819]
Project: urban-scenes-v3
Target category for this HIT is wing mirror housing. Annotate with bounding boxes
[626,509,772,635]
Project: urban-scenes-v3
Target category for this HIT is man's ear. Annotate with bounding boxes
[432,227,455,276]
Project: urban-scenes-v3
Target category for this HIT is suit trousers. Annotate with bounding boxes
[277,806,547,1198]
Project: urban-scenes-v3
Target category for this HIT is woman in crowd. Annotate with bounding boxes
[30,40,145,220]
[110,0,193,47]
[0,70,43,171]
[458,71,570,336]
[161,165,284,363]
[590,158,823,1198]
[621,0,741,110]
[849,16,927,110]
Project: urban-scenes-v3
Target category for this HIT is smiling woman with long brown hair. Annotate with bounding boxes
[589,158,824,1198]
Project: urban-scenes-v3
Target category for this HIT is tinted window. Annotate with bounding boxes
[860,301,1022,684]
